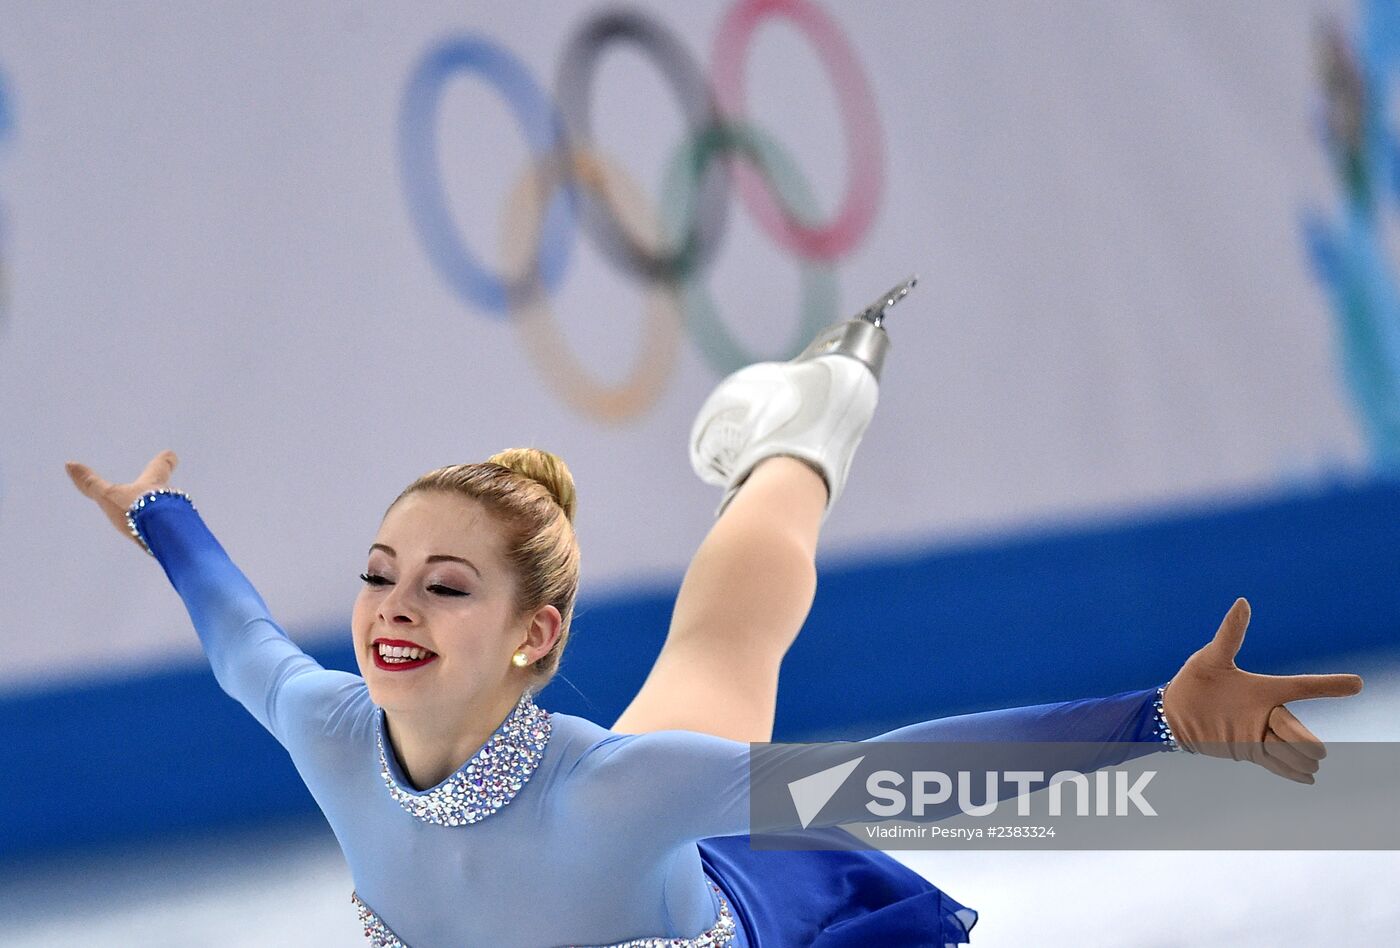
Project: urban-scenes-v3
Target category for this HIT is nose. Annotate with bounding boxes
[377,582,422,626]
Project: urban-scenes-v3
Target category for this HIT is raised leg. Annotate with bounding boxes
[613,280,909,741]
[610,456,826,741]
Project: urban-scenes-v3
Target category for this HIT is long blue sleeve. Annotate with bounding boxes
[874,687,1164,743]
[568,687,1164,845]
[132,492,370,760]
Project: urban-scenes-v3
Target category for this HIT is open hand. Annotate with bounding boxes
[1162,598,1363,783]
[66,450,180,551]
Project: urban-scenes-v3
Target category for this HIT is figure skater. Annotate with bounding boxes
[67,288,1362,947]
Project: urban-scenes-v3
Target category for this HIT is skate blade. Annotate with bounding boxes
[793,275,917,380]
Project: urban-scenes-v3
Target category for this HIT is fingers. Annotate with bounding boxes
[1267,705,1327,759]
[67,452,179,507]
[1263,730,1320,778]
[1203,597,1251,663]
[1243,740,1315,785]
[65,461,113,501]
[1271,672,1364,702]
[1256,749,1314,784]
[137,450,178,485]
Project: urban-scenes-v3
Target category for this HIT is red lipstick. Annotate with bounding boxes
[371,637,439,672]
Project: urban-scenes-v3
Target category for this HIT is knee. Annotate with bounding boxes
[712,517,818,575]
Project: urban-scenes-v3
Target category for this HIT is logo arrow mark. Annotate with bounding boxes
[787,755,865,829]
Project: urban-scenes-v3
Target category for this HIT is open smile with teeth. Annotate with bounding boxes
[372,639,439,671]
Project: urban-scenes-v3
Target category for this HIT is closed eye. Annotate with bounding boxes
[429,585,468,597]
[359,572,392,587]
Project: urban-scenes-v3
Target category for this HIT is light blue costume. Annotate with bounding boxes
[131,490,1175,947]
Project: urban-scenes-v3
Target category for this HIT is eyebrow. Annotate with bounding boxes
[369,543,483,579]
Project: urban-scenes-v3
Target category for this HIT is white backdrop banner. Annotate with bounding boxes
[0,0,1383,689]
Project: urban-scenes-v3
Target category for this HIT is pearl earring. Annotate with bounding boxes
[512,650,530,668]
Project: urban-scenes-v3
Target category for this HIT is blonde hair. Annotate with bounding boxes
[391,448,579,681]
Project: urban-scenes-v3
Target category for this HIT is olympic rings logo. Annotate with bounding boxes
[399,0,884,421]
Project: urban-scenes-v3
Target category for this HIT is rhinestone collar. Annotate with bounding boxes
[376,691,552,826]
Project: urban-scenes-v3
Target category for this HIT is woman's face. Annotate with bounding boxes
[352,490,528,715]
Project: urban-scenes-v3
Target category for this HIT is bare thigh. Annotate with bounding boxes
[611,458,825,742]
[610,636,788,742]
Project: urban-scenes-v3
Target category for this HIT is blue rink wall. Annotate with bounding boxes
[9,477,1400,865]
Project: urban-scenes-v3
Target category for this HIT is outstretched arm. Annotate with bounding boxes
[580,684,1169,845]
[578,598,1364,844]
[869,599,1364,782]
[66,452,366,748]
[871,686,1165,744]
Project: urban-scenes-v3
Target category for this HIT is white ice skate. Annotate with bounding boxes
[690,277,917,517]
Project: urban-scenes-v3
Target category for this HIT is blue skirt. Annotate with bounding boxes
[697,835,977,947]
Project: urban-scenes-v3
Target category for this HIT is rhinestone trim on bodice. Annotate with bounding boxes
[376,691,552,826]
[351,882,738,948]
[353,894,408,948]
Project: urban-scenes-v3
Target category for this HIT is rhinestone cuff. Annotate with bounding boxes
[1153,685,1183,752]
[124,488,196,556]
[377,691,552,826]
[352,881,737,948]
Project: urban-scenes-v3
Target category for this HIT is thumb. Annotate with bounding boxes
[138,450,178,485]
[1202,598,1251,663]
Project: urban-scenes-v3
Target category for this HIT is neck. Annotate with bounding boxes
[383,685,527,790]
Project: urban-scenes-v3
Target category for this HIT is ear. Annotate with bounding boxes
[520,604,562,663]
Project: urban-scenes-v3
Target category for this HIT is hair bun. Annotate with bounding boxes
[488,448,577,522]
